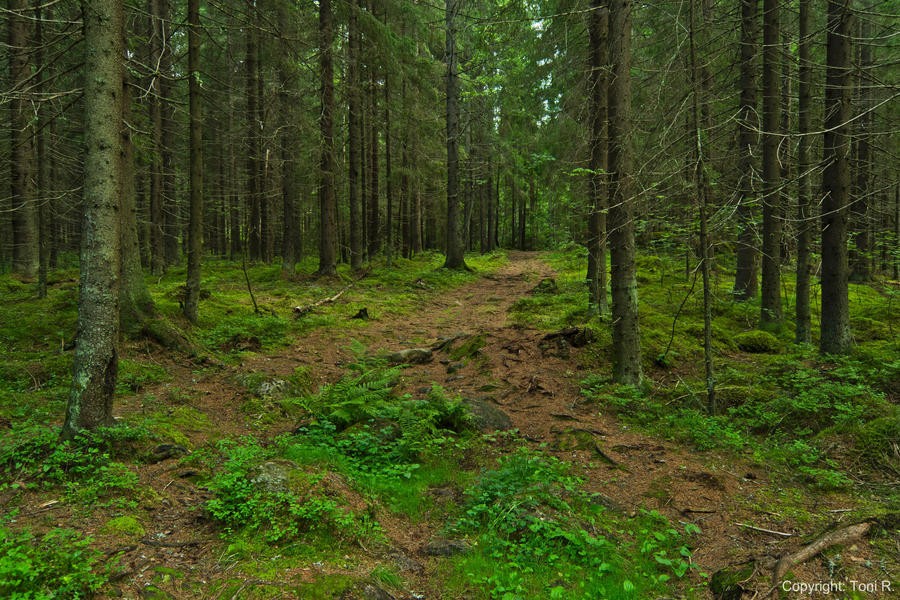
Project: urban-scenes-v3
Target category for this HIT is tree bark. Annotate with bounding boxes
[348,0,363,269]
[607,0,642,386]
[246,16,261,262]
[184,0,203,323]
[587,1,609,314]
[317,0,337,275]
[849,14,872,282]
[759,0,782,328]
[8,0,39,281]
[795,0,813,344]
[443,0,466,269]
[820,0,854,355]
[63,0,124,440]
[279,0,298,276]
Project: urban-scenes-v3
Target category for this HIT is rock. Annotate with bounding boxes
[424,537,470,557]
[386,348,432,364]
[445,375,464,383]
[531,277,558,294]
[448,334,486,361]
[461,397,513,432]
[361,583,395,600]
[149,444,189,463]
[446,362,465,374]
[249,460,297,494]
[385,550,424,573]
[589,493,625,514]
[734,330,780,353]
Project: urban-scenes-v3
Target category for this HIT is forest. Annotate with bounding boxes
[1,0,899,598]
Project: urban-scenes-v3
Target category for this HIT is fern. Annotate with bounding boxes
[311,364,402,427]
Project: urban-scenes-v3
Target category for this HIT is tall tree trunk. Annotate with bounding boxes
[348,0,363,269]
[63,0,124,440]
[280,0,298,276]
[587,0,609,314]
[689,0,716,413]
[184,0,203,323]
[385,70,394,265]
[367,54,380,260]
[443,0,465,269]
[317,0,337,275]
[759,0,782,328]
[36,5,51,297]
[246,18,261,261]
[608,0,642,386]
[148,0,166,274]
[820,0,853,355]
[795,0,813,344]
[8,0,39,281]
[849,15,872,281]
[160,0,178,266]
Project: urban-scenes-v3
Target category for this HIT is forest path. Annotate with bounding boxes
[237,251,789,584]
[118,251,847,598]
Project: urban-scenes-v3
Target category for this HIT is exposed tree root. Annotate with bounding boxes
[770,520,874,591]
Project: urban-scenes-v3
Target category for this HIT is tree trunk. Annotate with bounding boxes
[280,0,298,276]
[36,5,51,298]
[385,70,394,265]
[795,0,813,344]
[184,0,203,323]
[317,0,337,275]
[820,0,853,355]
[63,0,124,440]
[8,0,39,281]
[607,0,642,386]
[348,0,363,269]
[159,0,178,267]
[849,14,872,282]
[246,18,261,262]
[689,0,716,413]
[367,52,380,260]
[759,0,782,328]
[443,0,465,269]
[588,0,609,314]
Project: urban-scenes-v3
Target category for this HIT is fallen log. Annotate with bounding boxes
[771,520,873,587]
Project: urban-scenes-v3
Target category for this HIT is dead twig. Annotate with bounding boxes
[735,522,793,538]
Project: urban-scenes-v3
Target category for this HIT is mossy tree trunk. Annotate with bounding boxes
[62,0,124,440]
[607,0,642,386]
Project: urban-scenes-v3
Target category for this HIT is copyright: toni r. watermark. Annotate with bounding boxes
[781,579,894,596]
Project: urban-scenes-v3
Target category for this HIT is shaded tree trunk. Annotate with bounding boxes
[587,0,609,314]
[280,0,299,276]
[348,0,363,269]
[246,18,261,261]
[820,0,853,355]
[443,0,465,269]
[63,0,124,440]
[184,0,203,322]
[759,0,783,328]
[795,0,813,344]
[607,0,642,386]
[8,0,39,281]
[317,0,337,275]
[849,15,872,282]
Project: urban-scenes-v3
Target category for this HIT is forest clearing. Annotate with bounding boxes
[2,0,899,597]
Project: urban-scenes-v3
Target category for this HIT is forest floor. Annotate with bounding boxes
[2,250,898,599]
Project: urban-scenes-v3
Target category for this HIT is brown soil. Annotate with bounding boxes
[17,251,888,599]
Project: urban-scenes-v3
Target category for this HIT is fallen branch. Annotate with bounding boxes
[294,270,369,318]
[139,537,212,548]
[771,520,873,587]
[735,522,793,538]
[293,289,345,317]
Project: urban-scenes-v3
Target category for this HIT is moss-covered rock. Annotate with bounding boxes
[734,330,781,353]
[102,516,145,540]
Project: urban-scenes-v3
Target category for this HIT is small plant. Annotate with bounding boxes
[0,519,107,599]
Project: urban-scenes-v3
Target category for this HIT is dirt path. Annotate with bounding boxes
[117,251,868,598]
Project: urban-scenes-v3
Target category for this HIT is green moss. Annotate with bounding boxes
[734,330,781,353]
[449,334,486,360]
[102,515,145,539]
